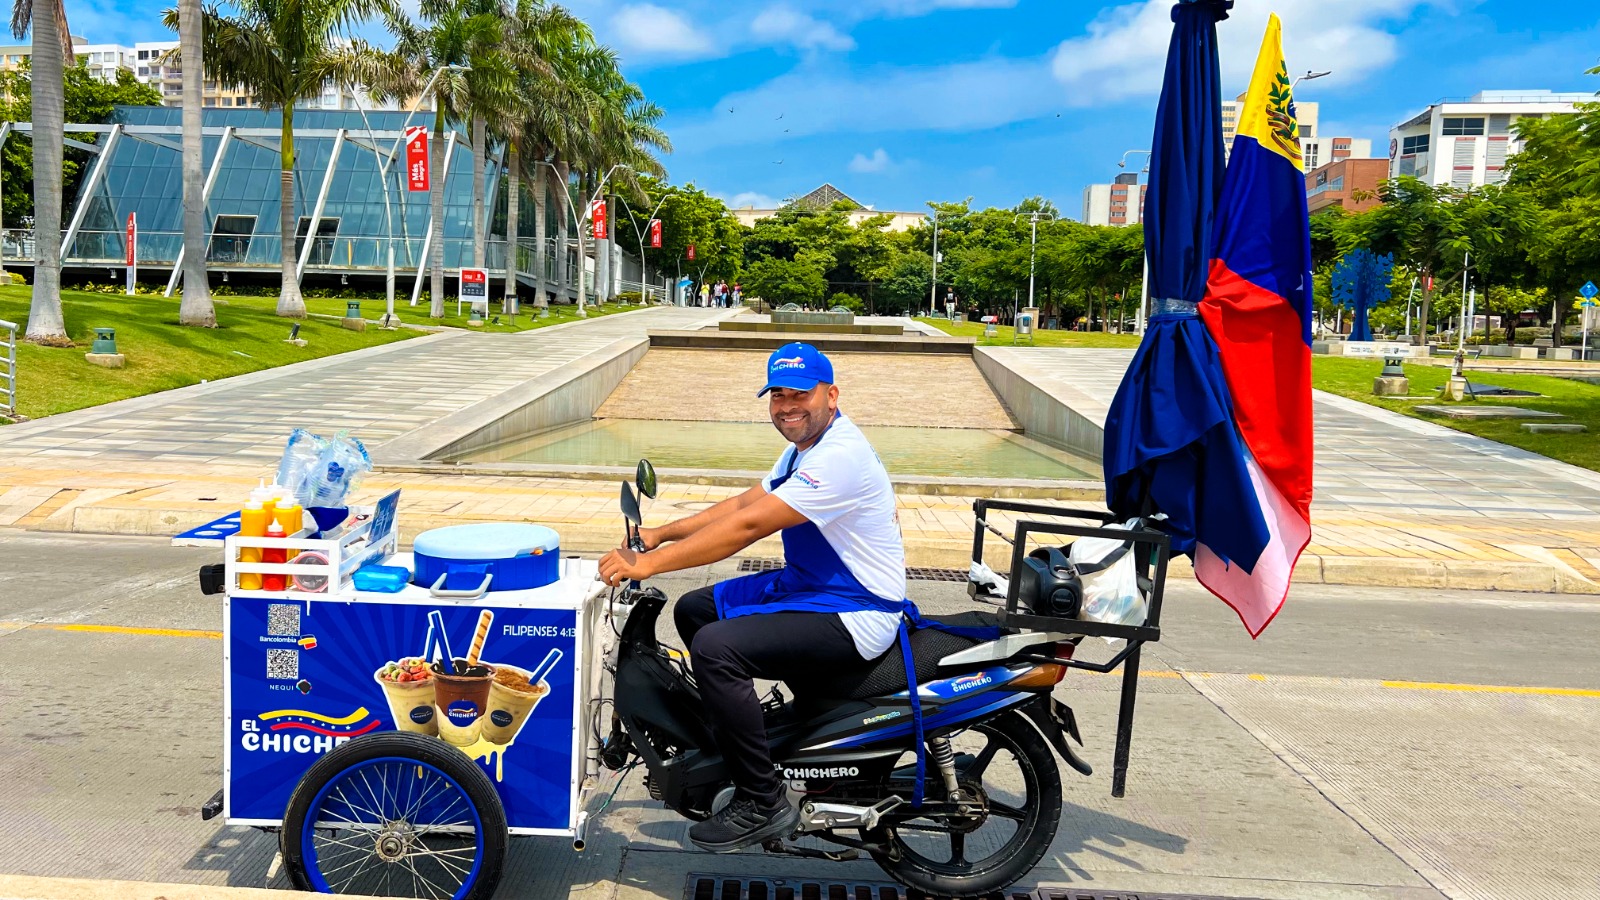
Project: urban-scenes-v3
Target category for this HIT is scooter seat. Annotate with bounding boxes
[798,612,1008,701]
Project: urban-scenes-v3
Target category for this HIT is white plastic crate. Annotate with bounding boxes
[224,504,398,600]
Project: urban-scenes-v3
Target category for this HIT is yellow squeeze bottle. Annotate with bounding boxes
[239,499,268,591]
[275,500,304,536]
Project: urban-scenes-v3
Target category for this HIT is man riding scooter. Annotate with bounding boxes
[599,342,907,852]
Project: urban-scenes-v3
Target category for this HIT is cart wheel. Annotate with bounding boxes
[280,731,506,899]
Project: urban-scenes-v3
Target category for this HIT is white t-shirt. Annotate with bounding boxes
[763,414,905,658]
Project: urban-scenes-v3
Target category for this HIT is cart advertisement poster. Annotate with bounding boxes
[226,598,577,830]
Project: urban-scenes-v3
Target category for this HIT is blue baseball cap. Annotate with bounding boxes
[758,342,834,397]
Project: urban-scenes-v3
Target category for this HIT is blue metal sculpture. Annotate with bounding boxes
[1331,249,1394,342]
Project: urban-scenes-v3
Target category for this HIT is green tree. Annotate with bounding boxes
[177,0,390,317]
[744,256,825,308]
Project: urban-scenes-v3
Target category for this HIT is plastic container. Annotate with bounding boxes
[413,523,560,593]
[353,564,411,593]
[238,499,269,591]
[262,518,288,591]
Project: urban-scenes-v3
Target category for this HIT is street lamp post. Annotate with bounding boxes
[618,192,669,304]
[534,161,633,316]
[928,209,939,319]
[345,63,467,328]
[1014,210,1055,316]
[1292,69,1332,89]
[1118,149,1153,334]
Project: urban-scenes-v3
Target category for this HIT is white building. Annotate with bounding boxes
[1081,173,1145,227]
[1219,98,1371,173]
[1388,90,1589,189]
[135,39,403,111]
[76,43,137,82]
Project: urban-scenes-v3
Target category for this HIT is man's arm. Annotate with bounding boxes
[600,493,806,585]
[641,484,767,549]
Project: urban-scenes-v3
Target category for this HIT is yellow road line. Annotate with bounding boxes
[1380,680,1600,698]
[0,621,222,639]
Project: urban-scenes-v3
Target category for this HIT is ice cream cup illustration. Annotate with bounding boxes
[481,664,550,745]
[375,658,437,736]
[432,658,495,746]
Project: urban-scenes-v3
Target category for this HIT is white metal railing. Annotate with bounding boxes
[0,317,16,417]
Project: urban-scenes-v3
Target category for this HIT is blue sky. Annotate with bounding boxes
[64,0,1600,217]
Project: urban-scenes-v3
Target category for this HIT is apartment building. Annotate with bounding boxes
[1306,158,1390,214]
[1220,96,1370,173]
[1388,90,1588,188]
[1081,172,1146,227]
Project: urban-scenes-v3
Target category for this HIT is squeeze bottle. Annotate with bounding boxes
[263,518,287,592]
[239,499,268,591]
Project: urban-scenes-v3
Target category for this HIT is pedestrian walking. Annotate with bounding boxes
[732,283,742,306]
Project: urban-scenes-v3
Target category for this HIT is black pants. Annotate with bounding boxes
[674,586,867,807]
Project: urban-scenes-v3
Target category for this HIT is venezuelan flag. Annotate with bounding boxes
[1195,13,1314,635]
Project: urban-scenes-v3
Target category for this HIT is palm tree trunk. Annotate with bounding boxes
[554,159,570,306]
[429,108,446,318]
[25,2,70,345]
[504,141,519,315]
[178,0,215,327]
[277,107,305,317]
[532,159,548,313]
[471,114,486,269]
[1417,274,1433,346]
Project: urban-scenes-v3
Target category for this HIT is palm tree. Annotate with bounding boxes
[170,0,389,318]
[11,0,72,344]
[386,0,507,317]
[177,0,215,326]
[496,1,589,313]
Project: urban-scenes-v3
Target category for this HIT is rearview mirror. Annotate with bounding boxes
[636,458,658,499]
[620,481,642,526]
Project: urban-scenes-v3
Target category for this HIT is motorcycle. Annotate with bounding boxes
[596,460,1094,898]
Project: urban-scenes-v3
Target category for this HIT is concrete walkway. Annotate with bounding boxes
[0,306,731,464]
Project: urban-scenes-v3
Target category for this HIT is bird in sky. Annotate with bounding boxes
[727,106,735,113]
[773,160,784,165]
[776,113,784,119]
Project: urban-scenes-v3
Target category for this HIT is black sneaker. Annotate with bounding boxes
[688,795,799,853]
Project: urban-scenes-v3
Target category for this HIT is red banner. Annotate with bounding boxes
[648,218,662,248]
[125,213,136,267]
[591,199,608,240]
[405,126,429,192]
[686,243,696,261]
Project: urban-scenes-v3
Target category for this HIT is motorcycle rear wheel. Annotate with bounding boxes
[867,710,1061,897]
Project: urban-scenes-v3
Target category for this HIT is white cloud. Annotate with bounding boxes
[1050,0,1429,105]
[726,191,784,209]
[610,4,717,58]
[750,5,856,51]
[848,148,894,173]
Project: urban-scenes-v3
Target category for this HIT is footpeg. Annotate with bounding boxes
[761,839,858,862]
[798,795,903,831]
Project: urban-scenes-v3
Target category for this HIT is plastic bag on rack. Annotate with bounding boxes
[1069,519,1147,635]
[277,430,372,509]
[275,429,324,497]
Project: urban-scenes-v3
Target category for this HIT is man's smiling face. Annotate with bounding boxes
[768,383,839,449]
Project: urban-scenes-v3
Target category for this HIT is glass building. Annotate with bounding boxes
[49,105,595,297]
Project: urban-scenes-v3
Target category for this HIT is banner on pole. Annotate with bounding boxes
[686,243,696,261]
[405,127,429,192]
[648,218,662,248]
[125,212,137,295]
[591,200,608,240]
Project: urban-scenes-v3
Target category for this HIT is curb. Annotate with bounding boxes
[0,874,372,900]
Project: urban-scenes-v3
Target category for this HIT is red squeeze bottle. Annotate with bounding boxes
[263,517,287,591]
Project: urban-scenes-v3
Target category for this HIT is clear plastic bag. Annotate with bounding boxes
[1069,519,1148,633]
[276,430,372,509]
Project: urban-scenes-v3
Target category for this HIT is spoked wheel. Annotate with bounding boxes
[281,732,506,899]
[867,711,1061,897]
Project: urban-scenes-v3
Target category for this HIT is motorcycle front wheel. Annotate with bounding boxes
[867,710,1062,897]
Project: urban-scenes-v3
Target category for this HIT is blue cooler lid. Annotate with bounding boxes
[413,523,560,560]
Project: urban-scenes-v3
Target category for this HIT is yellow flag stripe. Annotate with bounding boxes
[1234,13,1303,166]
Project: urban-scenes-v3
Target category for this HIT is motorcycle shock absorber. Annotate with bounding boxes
[927,735,961,798]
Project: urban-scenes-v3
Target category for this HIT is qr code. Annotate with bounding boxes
[267,649,299,680]
[267,604,300,637]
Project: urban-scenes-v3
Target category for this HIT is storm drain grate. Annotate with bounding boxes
[737,559,971,583]
[685,877,1266,900]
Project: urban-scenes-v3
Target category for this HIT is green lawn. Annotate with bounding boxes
[0,286,417,419]
[917,317,1142,349]
[1313,356,1600,472]
[222,293,641,334]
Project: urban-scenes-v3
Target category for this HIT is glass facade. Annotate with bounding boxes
[66,106,567,277]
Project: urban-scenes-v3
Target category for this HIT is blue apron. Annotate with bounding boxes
[712,429,998,805]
